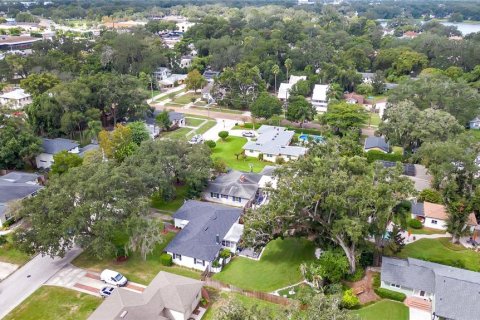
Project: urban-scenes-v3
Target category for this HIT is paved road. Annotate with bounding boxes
[0,248,83,319]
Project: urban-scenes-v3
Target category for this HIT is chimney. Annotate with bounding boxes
[216,234,220,244]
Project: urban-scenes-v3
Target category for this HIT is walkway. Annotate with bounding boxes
[345,270,379,304]
[0,247,83,319]
[147,84,186,104]
[202,119,237,141]
[402,232,450,244]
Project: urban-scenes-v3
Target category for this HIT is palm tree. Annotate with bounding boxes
[85,120,102,143]
[271,64,280,95]
[284,58,293,82]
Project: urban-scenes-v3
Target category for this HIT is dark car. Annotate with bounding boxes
[242,131,255,137]
[99,286,115,298]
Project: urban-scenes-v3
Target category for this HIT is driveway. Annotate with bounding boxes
[202,119,237,141]
[0,247,83,319]
[0,261,19,281]
[409,307,431,320]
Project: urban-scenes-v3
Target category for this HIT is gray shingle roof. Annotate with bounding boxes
[145,111,184,125]
[0,171,39,184]
[364,136,389,152]
[165,200,242,261]
[205,170,261,200]
[41,138,78,154]
[411,201,424,216]
[79,144,99,157]
[381,257,480,320]
[0,183,42,203]
[243,125,307,157]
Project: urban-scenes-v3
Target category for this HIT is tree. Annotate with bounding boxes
[392,50,428,76]
[324,101,368,134]
[50,151,83,175]
[20,73,60,97]
[0,117,42,169]
[291,79,312,97]
[15,162,151,259]
[250,92,282,120]
[205,140,216,149]
[155,110,172,131]
[271,64,280,94]
[419,189,443,204]
[388,225,405,253]
[286,95,316,125]
[98,124,137,162]
[127,121,150,145]
[26,94,63,137]
[218,131,229,141]
[327,83,343,101]
[317,251,349,283]
[371,71,386,95]
[85,120,102,142]
[185,69,207,93]
[126,219,164,261]
[355,83,373,96]
[285,58,293,81]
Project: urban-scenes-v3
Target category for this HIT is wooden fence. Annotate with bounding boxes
[203,278,291,306]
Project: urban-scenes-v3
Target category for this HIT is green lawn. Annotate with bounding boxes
[367,113,381,127]
[151,185,188,214]
[191,106,245,114]
[352,300,409,320]
[407,227,446,235]
[194,120,217,135]
[73,232,201,284]
[173,93,201,105]
[185,117,206,127]
[0,234,31,265]
[468,129,480,142]
[203,291,287,320]
[213,238,315,292]
[395,238,480,271]
[4,286,101,320]
[161,127,192,140]
[211,136,267,173]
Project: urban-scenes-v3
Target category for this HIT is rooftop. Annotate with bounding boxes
[165,200,242,261]
[0,88,31,100]
[312,84,328,101]
[41,138,79,155]
[0,35,41,45]
[206,170,262,200]
[412,201,477,226]
[364,136,389,153]
[243,125,307,157]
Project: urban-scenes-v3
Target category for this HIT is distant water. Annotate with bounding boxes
[379,20,480,36]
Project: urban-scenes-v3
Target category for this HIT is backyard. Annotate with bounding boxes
[211,136,267,173]
[212,238,315,292]
[395,237,480,271]
[352,300,409,320]
[73,231,201,284]
[151,184,188,214]
[4,286,101,320]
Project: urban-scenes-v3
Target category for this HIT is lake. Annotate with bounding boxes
[379,20,480,36]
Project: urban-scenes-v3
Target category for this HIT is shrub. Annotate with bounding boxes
[0,235,7,246]
[341,289,360,309]
[374,288,406,302]
[408,219,423,229]
[258,153,264,161]
[190,97,197,103]
[365,150,403,163]
[160,253,173,266]
[218,131,229,141]
[213,158,227,173]
[372,273,381,289]
[419,189,442,204]
[275,157,286,165]
[219,249,231,259]
[205,140,216,149]
[344,267,364,282]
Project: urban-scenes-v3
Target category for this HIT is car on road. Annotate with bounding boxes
[188,134,204,144]
[242,131,255,137]
[99,286,115,298]
[100,269,128,287]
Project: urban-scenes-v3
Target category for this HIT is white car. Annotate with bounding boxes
[188,134,204,144]
[100,269,128,287]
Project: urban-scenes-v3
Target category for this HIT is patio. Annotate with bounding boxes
[189,306,207,320]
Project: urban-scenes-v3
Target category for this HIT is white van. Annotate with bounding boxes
[100,269,128,287]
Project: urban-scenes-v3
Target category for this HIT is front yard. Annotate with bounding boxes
[212,238,315,292]
[395,237,480,271]
[4,286,101,320]
[172,93,201,105]
[151,184,188,214]
[211,136,267,173]
[352,300,409,320]
[73,231,201,284]
[0,234,31,265]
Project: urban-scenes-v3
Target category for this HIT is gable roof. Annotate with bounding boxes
[378,161,416,176]
[277,82,292,100]
[88,271,202,320]
[243,125,308,157]
[145,111,184,126]
[312,84,328,102]
[0,88,30,100]
[381,257,480,320]
[422,202,477,226]
[288,75,307,85]
[0,171,39,184]
[364,136,389,152]
[41,138,78,155]
[206,170,261,200]
[165,200,242,261]
[0,182,41,203]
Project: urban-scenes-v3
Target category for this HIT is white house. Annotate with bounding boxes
[243,125,308,163]
[179,55,193,68]
[145,111,185,138]
[411,201,478,232]
[470,117,480,130]
[0,88,32,109]
[35,138,79,169]
[277,75,307,100]
[153,67,172,81]
[311,84,329,112]
[165,201,243,272]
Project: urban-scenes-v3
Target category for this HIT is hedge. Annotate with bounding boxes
[366,150,403,163]
[160,253,173,266]
[408,219,423,229]
[374,288,406,302]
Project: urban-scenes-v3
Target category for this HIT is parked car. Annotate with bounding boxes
[100,269,128,287]
[99,286,115,298]
[188,134,204,144]
[242,131,255,137]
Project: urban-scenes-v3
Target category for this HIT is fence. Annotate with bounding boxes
[203,278,291,306]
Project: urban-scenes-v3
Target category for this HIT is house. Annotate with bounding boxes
[179,55,193,68]
[0,35,41,51]
[88,271,205,320]
[380,161,432,191]
[469,117,480,130]
[145,111,185,138]
[165,201,243,272]
[35,138,79,169]
[203,170,262,208]
[343,92,365,105]
[153,67,172,81]
[78,143,99,157]
[359,72,375,84]
[203,70,220,82]
[0,88,32,109]
[243,125,308,163]
[311,84,329,112]
[277,75,307,100]
[411,201,478,232]
[158,74,188,88]
[402,31,419,39]
[0,172,42,227]
[381,256,480,320]
[364,136,389,153]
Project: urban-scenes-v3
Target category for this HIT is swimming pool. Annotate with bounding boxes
[299,134,324,143]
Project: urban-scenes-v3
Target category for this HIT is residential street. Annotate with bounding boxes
[0,248,83,319]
